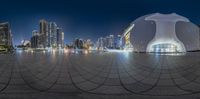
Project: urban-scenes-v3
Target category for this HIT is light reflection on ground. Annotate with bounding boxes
[0,51,200,99]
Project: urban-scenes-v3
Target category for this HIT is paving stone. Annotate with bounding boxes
[0,51,200,98]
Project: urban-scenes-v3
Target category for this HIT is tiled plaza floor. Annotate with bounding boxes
[1,51,200,99]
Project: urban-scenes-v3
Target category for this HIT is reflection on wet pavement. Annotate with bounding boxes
[0,51,200,99]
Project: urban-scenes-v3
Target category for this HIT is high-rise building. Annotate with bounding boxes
[31,30,39,48]
[40,19,48,35]
[115,35,121,49]
[96,34,121,50]
[74,38,84,49]
[32,30,39,36]
[31,36,39,48]
[96,37,105,50]
[48,22,57,48]
[101,35,115,49]
[108,35,114,48]
[30,20,65,49]
[56,28,64,48]
[39,19,48,48]
[0,22,13,46]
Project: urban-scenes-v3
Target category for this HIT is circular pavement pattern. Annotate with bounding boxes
[0,51,200,99]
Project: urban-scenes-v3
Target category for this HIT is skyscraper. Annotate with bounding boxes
[0,22,13,46]
[39,19,48,48]
[30,20,65,49]
[0,22,13,52]
[108,35,114,48]
[31,30,39,48]
[96,37,105,50]
[40,19,48,35]
[115,35,121,49]
[32,30,39,36]
[103,35,115,49]
[48,22,57,48]
[56,28,64,48]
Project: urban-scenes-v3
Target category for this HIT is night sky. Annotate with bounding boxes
[0,0,199,45]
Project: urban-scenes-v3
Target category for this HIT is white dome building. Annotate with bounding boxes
[121,13,200,52]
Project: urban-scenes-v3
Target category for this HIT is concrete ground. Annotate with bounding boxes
[0,50,200,99]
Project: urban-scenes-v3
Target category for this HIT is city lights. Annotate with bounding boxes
[0,0,200,98]
[84,50,88,54]
[64,49,69,53]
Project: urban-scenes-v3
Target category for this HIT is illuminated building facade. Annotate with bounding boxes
[48,22,57,48]
[96,37,105,50]
[145,13,188,52]
[31,30,39,48]
[39,19,48,48]
[30,20,65,49]
[121,13,200,52]
[97,35,121,50]
[56,28,64,48]
[106,35,115,49]
[0,22,13,52]
[115,35,121,49]
[0,22,12,46]
[121,24,134,50]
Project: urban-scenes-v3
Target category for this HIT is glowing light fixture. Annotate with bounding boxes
[84,50,88,54]
[64,49,69,53]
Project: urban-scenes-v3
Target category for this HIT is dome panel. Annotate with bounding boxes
[123,13,200,52]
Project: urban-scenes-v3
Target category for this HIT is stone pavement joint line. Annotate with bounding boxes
[0,52,200,99]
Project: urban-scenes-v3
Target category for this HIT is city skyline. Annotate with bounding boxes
[0,0,200,45]
[1,0,200,99]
